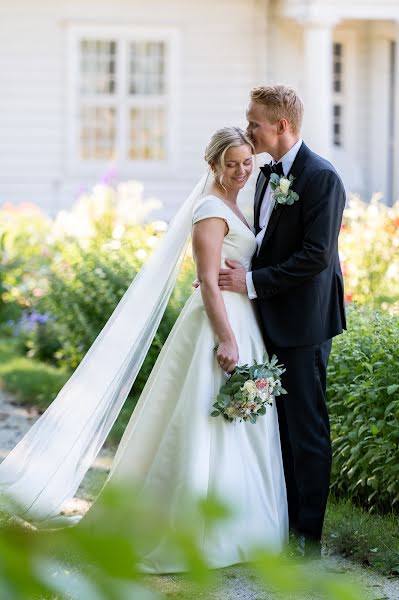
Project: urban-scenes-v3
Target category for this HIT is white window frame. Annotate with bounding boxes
[66,24,179,176]
[331,30,357,154]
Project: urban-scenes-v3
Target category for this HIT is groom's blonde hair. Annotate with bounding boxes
[251,84,304,135]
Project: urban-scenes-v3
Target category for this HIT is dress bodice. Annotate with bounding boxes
[192,195,256,271]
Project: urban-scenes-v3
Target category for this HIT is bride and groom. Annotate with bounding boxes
[0,84,346,572]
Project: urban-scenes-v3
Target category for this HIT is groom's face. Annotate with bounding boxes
[246,101,277,155]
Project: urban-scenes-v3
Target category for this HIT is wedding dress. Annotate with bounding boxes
[0,188,288,574]
[102,195,288,573]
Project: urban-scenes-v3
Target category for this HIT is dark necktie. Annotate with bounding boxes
[259,161,284,178]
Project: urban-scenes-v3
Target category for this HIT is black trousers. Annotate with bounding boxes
[266,338,333,541]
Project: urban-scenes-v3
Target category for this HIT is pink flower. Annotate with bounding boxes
[255,378,268,389]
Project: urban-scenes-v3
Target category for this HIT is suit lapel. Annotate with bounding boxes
[259,142,311,252]
[254,172,270,233]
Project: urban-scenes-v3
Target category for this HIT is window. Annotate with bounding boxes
[67,26,178,170]
[332,42,344,147]
[333,104,342,148]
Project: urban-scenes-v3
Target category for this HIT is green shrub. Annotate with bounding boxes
[27,237,196,441]
[0,189,196,447]
[328,305,399,512]
[0,203,53,315]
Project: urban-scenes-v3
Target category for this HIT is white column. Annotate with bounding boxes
[302,19,337,159]
[394,22,399,204]
[368,22,391,203]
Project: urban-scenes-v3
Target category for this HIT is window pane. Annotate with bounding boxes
[80,106,116,160]
[128,107,166,160]
[333,104,343,147]
[334,61,342,75]
[332,42,344,94]
[80,39,117,94]
[128,41,166,95]
[333,42,342,57]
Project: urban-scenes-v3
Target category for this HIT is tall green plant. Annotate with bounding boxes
[328,305,399,511]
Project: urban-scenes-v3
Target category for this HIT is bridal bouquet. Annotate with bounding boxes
[211,352,287,424]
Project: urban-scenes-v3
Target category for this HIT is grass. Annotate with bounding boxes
[0,334,135,447]
[0,337,70,410]
[324,496,399,576]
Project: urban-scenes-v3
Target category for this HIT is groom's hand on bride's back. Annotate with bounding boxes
[218,260,247,293]
[192,260,247,293]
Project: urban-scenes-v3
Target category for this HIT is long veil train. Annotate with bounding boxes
[0,174,208,522]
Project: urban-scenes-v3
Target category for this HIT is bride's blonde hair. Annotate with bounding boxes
[204,127,255,189]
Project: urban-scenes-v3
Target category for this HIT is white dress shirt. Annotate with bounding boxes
[246,138,303,299]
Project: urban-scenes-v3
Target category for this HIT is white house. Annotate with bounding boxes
[0,0,398,218]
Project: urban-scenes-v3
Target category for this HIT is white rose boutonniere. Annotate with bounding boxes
[270,173,299,209]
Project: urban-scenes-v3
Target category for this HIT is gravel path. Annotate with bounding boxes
[146,559,399,600]
[1,389,398,600]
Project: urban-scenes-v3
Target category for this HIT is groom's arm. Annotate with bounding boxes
[251,169,345,299]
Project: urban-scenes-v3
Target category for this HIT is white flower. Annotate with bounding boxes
[152,220,168,232]
[242,380,258,395]
[225,406,236,418]
[135,249,147,260]
[279,178,291,195]
[112,225,125,239]
[103,240,121,251]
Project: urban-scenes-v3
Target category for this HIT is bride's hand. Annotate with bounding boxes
[216,338,238,373]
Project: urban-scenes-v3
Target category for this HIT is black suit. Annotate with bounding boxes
[251,141,346,541]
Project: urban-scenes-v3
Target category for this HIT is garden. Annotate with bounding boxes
[0,182,398,597]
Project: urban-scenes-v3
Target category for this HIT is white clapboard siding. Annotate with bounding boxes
[265,10,397,203]
[1,0,398,214]
[0,0,267,216]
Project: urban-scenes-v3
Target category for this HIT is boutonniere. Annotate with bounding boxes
[270,174,299,209]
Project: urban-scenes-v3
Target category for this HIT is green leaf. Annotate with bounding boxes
[230,382,243,393]
[387,384,399,395]
[270,173,280,184]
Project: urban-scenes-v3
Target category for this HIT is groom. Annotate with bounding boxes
[219,85,346,558]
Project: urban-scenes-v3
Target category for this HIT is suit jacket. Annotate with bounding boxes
[251,142,347,348]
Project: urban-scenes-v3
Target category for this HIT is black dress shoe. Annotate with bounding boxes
[289,532,322,560]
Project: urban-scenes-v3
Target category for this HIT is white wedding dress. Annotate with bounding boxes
[102,195,288,573]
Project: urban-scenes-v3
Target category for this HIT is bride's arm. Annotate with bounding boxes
[192,217,238,373]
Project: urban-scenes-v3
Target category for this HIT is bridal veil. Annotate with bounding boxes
[0,174,208,521]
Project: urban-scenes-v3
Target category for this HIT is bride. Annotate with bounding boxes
[0,127,288,573]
